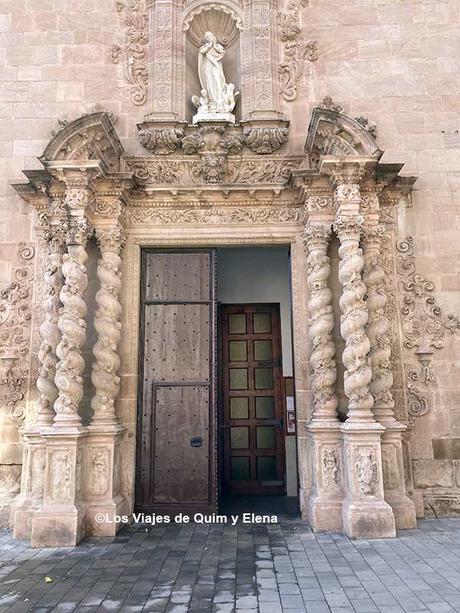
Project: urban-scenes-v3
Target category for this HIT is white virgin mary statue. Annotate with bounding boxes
[192,31,239,124]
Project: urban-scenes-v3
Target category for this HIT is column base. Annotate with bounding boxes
[340,421,396,539]
[84,423,127,536]
[387,495,417,530]
[306,420,343,532]
[342,499,396,539]
[86,496,130,536]
[31,504,86,548]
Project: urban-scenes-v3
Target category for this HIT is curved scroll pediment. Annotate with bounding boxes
[40,111,124,172]
[305,103,382,169]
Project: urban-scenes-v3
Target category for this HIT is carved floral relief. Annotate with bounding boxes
[112,0,148,106]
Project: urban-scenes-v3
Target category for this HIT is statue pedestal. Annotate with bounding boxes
[193,112,235,125]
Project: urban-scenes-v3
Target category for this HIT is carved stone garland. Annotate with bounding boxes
[303,223,338,420]
[333,217,374,421]
[91,227,125,425]
[36,215,66,427]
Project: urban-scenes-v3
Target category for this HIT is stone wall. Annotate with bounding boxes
[0,0,459,515]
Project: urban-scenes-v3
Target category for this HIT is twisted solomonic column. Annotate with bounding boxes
[36,216,66,427]
[362,224,395,421]
[303,223,338,421]
[333,216,374,421]
[53,218,92,426]
[362,223,416,528]
[91,227,125,425]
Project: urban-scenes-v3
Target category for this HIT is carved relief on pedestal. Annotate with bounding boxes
[278,1,318,102]
[355,446,379,495]
[112,0,148,106]
[88,447,110,496]
[333,217,374,420]
[91,227,125,425]
[321,446,340,490]
[381,444,400,490]
[48,449,72,502]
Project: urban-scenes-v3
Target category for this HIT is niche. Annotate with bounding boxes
[184,4,242,123]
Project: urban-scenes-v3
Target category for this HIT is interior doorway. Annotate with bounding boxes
[217,246,299,516]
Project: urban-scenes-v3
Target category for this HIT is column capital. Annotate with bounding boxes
[333,215,365,240]
[302,221,332,250]
[94,226,126,254]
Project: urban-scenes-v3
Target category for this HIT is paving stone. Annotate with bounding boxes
[1,520,460,612]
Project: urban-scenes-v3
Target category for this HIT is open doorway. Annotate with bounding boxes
[217,247,299,518]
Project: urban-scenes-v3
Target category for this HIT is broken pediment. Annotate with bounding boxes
[305,98,382,169]
[40,111,125,173]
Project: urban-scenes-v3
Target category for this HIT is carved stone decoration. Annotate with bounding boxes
[88,448,110,496]
[243,127,289,154]
[319,96,343,114]
[36,215,66,427]
[128,157,302,186]
[0,243,35,425]
[278,2,318,102]
[302,224,338,420]
[321,447,340,489]
[127,206,303,226]
[396,237,459,424]
[333,217,374,421]
[91,227,125,426]
[112,0,148,106]
[49,449,72,502]
[138,127,184,154]
[355,447,378,495]
[355,116,377,139]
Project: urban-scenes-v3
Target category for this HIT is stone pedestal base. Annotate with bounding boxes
[0,413,23,528]
[10,430,46,539]
[306,421,343,532]
[31,504,86,548]
[341,421,396,539]
[84,423,127,536]
[30,427,87,548]
[380,425,417,529]
[342,499,396,539]
[192,112,235,125]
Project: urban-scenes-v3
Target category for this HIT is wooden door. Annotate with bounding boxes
[220,304,285,495]
[136,250,217,513]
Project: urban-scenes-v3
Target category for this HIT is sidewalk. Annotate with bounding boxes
[1,518,460,612]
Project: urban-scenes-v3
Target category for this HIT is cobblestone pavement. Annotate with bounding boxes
[2,518,460,613]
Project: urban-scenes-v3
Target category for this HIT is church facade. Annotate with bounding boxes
[0,0,459,547]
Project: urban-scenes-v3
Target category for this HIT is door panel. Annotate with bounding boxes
[220,304,285,495]
[136,250,216,513]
